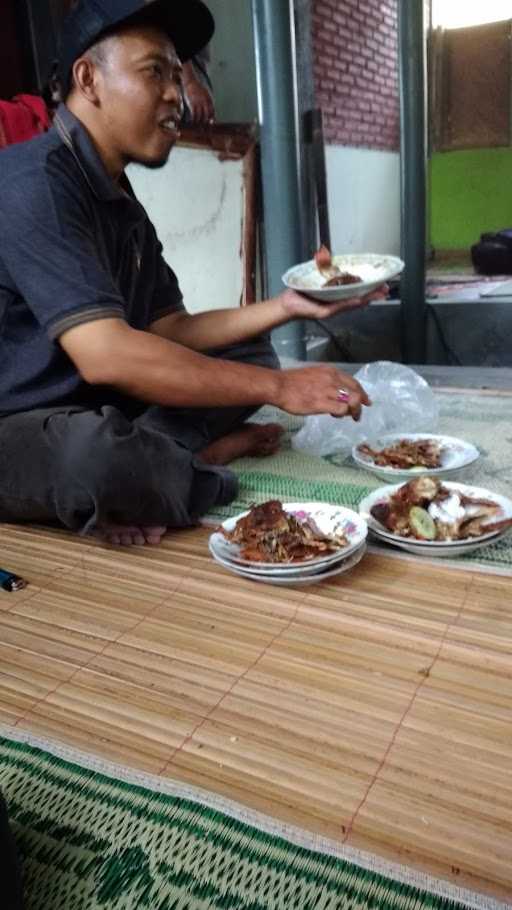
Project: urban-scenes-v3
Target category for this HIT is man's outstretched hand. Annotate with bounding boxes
[276,285,388,321]
[273,365,370,421]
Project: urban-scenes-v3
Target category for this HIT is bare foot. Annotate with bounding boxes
[95,525,167,547]
[199,422,284,466]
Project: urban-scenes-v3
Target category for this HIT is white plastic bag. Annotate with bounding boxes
[291,361,439,458]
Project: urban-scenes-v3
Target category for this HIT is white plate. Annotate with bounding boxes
[359,482,512,557]
[209,502,367,572]
[352,433,480,482]
[209,535,359,578]
[366,524,504,557]
[282,253,404,302]
[211,544,367,586]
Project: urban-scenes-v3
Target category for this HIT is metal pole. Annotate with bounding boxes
[398,0,427,364]
[252,0,306,360]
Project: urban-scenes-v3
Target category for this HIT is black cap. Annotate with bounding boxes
[58,0,215,92]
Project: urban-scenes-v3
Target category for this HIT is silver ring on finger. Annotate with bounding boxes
[336,388,350,403]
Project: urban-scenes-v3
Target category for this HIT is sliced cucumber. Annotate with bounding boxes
[409,506,436,540]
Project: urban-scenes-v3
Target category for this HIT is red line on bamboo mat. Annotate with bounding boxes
[12,555,187,731]
[340,576,476,844]
[10,563,88,730]
[160,596,306,775]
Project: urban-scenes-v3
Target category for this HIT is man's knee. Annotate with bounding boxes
[58,407,203,528]
[60,409,172,514]
[258,343,280,372]
[250,334,280,371]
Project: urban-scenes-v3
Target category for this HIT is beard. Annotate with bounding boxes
[136,156,170,170]
[126,140,176,171]
[129,149,172,170]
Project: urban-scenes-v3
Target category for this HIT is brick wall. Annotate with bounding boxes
[312,0,399,151]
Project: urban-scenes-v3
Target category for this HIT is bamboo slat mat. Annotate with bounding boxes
[0,522,511,905]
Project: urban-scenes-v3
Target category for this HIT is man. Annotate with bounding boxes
[0,0,381,547]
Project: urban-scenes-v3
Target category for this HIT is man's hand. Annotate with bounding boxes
[276,285,388,321]
[273,366,370,420]
[183,75,215,123]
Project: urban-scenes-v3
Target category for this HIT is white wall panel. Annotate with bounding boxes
[128,148,245,314]
[325,146,401,256]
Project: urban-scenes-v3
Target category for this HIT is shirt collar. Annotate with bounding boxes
[53,104,129,203]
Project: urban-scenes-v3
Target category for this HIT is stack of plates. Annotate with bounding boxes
[359,482,512,557]
[352,433,480,483]
[209,502,368,586]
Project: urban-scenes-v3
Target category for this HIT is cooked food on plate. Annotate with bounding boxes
[314,245,361,289]
[358,438,442,470]
[370,477,512,542]
[323,273,362,288]
[221,499,348,563]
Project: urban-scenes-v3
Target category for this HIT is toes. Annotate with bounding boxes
[96,525,166,547]
[142,526,167,545]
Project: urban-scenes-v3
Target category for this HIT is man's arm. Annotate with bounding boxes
[59,317,369,418]
[149,287,386,351]
[149,295,291,349]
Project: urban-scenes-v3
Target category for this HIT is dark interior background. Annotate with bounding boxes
[0,0,70,99]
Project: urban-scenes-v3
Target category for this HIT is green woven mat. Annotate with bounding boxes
[0,731,498,910]
[204,392,512,572]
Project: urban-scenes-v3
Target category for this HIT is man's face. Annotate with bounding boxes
[94,25,184,169]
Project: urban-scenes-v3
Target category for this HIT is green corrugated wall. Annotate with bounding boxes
[430,147,512,250]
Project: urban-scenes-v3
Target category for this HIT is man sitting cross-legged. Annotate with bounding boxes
[0,0,384,547]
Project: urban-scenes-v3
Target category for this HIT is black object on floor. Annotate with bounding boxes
[0,792,24,909]
[471,228,512,276]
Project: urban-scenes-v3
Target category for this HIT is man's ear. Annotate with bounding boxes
[71,57,101,103]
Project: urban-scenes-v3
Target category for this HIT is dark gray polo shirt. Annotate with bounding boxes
[0,104,184,417]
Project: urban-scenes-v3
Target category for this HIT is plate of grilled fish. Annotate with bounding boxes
[359,477,512,556]
[209,499,368,583]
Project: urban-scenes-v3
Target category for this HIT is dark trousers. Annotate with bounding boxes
[0,337,279,533]
[0,793,24,910]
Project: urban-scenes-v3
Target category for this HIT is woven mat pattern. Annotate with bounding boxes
[203,392,512,571]
[0,734,483,910]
